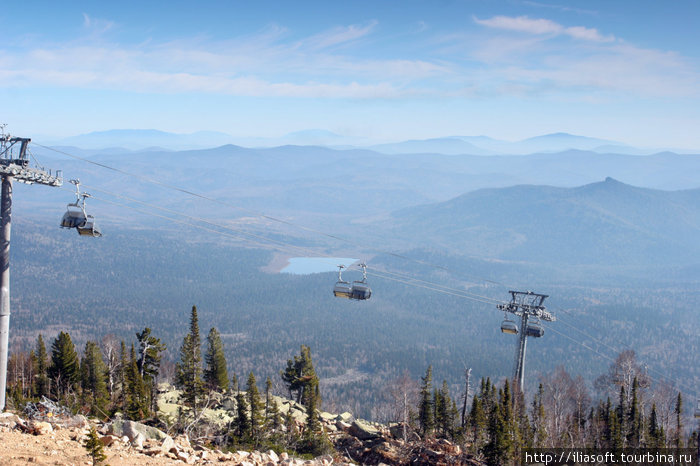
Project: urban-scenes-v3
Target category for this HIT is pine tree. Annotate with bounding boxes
[469,394,487,449]
[204,327,229,392]
[246,372,264,444]
[48,331,80,399]
[176,305,205,416]
[34,334,49,398]
[418,365,434,437]
[81,340,108,416]
[135,327,166,413]
[280,345,317,404]
[83,426,107,465]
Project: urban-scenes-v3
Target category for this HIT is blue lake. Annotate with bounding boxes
[281,257,358,275]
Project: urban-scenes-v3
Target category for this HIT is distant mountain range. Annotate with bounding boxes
[379,178,700,268]
[39,129,698,155]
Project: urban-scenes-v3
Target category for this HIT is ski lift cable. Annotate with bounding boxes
[67,184,509,307]
[546,325,698,399]
[33,142,511,289]
[42,146,696,396]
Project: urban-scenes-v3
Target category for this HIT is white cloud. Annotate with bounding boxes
[474,15,563,35]
[302,21,378,50]
[474,15,614,42]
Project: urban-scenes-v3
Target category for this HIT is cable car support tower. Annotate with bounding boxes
[498,290,555,392]
[0,128,62,411]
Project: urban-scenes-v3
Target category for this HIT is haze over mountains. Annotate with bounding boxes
[42,128,699,155]
[10,130,700,416]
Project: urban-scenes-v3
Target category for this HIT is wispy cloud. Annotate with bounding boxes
[82,13,115,35]
[474,15,614,42]
[302,21,378,50]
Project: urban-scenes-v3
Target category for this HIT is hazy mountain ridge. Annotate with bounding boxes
[41,129,697,155]
[384,178,700,267]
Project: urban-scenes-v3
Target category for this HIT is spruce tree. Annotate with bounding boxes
[118,341,128,413]
[265,376,281,431]
[204,327,229,392]
[83,426,107,465]
[48,331,80,399]
[34,334,49,398]
[81,340,108,416]
[418,365,434,437]
[125,344,149,420]
[673,392,683,449]
[281,345,317,404]
[234,389,250,440]
[176,305,205,416]
[247,372,264,444]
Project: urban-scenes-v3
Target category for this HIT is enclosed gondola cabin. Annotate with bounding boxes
[333,265,353,299]
[525,323,544,338]
[60,204,87,229]
[350,282,371,300]
[76,216,102,237]
[501,319,518,334]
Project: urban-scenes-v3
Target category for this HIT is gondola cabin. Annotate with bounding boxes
[501,319,518,334]
[350,282,371,300]
[60,205,87,229]
[76,216,102,237]
[525,323,544,338]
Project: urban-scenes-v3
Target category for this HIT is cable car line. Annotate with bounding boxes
[34,142,511,290]
[546,325,698,399]
[41,144,696,398]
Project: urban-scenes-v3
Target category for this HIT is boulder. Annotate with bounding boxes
[29,421,53,435]
[106,419,170,443]
[131,432,146,449]
[349,419,382,440]
[336,411,354,423]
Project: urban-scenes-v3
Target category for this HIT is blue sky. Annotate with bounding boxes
[2,0,699,148]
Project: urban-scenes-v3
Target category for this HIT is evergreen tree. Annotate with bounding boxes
[118,341,128,413]
[484,381,515,466]
[673,392,683,449]
[234,389,250,439]
[204,327,229,392]
[34,334,49,398]
[135,327,166,413]
[81,340,108,416]
[648,403,665,448]
[246,372,264,444]
[626,376,642,448]
[175,305,205,416]
[280,345,317,404]
[531,383,547,448]
[418,365,434,437]
[125,344,149,420]
[265,376,281,431]
[48,331,80,399]
[83,426,107,465]
[469,394,487,449]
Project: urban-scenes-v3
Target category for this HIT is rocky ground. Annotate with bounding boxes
[0,390,484,465]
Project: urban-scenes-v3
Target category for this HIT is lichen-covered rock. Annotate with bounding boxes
[106,419,170,443]
[349,419,382,440]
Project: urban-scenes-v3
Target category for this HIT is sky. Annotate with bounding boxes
[1,0,699,149]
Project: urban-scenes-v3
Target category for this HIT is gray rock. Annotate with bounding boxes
[336,411,354,423]
[106,419,170,442]
[349,419,382,440]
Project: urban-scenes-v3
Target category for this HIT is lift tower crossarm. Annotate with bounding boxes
[497,290,553,393]
[0,130,62,411]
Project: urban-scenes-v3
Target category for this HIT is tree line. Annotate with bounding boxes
[6,305,332,457]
